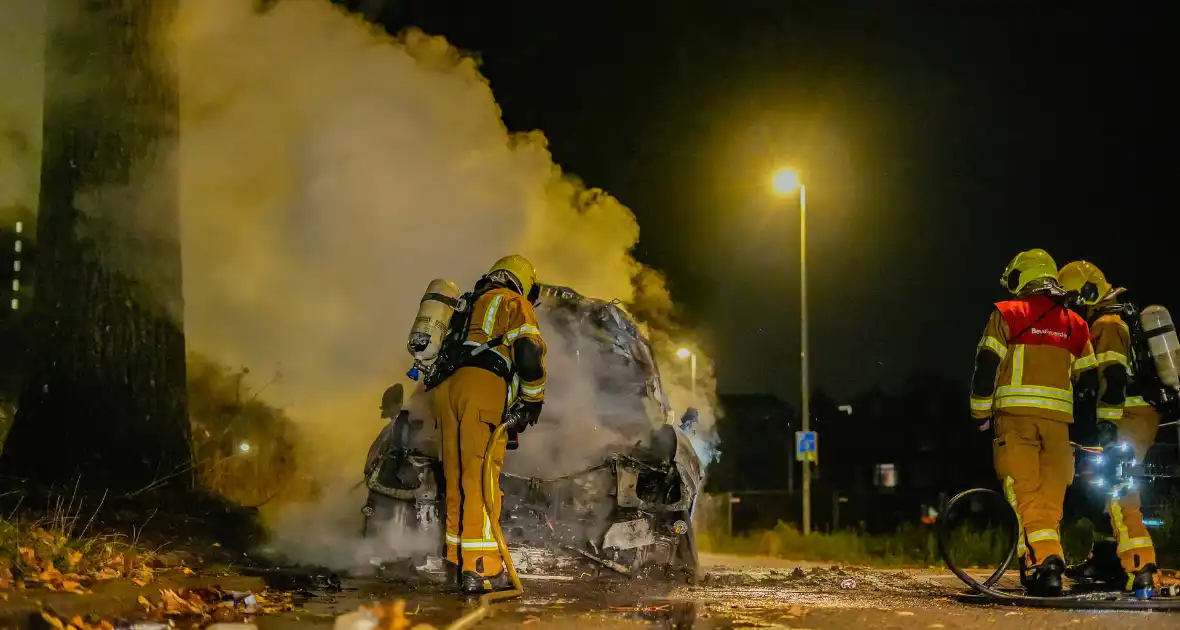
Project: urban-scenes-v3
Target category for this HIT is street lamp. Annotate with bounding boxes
[771,167,812,536]
[677,347,697,396]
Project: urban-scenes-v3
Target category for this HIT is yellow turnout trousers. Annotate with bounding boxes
[993,412,1074,565]
[1105,407,1159,573]
[432,367,510,577]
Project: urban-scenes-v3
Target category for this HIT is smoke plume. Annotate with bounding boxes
[0,0,45,224]
[26,0,721,566]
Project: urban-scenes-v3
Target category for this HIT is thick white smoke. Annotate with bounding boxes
[0,0,45,224]
[18,0,721,566]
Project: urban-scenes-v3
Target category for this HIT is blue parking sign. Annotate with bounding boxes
[795,431,818,463]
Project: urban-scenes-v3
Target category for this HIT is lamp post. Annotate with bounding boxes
[677,347,697,396]
[771,167,812,536]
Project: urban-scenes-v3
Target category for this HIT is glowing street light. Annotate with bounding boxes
[770,166,812,536]
[771,168,802,195]
[239,442,252,453]
[677,348,697,396]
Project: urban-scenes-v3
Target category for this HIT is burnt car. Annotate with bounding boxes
[361,285,702,583]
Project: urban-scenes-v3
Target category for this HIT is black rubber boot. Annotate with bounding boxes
[1065,541,1123,586]
[460,569,512,594]
[443,560,461,589]
[1025,556,1066,597]
[1129,563,1158,597]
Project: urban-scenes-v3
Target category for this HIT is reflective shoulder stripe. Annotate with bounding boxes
[505,324,541,342]
[1095,351,1129,368]
[978,336,1007,359]
[481,295,503,336]
[1072,352,1098,371]
[1096,406,1125,421]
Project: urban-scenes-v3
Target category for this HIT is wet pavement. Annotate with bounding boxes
[253,554,1180,629]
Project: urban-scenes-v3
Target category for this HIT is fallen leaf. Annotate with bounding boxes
[138,595,152,609]
[40,563,65,583]
[33,529,55,545]
[65,551,83,572]
[18,547,37,567]
[1,593,8,601]
[523,617,541,625]
[41,612,65,630]
[93,568,120,581]
[1,565,12,589]
[896,611,915,616]
[60,580,82,591]
[182,567,195,576]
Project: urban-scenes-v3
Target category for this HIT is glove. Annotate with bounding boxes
[514,401,543,434]
[973,415,992,432]
[1096,420,1119,447]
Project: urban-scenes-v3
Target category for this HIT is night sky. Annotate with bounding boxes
[349,1,1172,404]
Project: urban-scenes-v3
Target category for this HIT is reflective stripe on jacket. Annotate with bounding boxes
[971,295,1095,423]
[464,287,548,404]
[1090,311,1152,421]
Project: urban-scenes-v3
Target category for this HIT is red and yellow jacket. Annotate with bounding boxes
[970,294,1096,423]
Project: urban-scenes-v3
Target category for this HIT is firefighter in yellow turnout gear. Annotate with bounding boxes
[970,249,1098,597]
[1059,260,1159,592]
[431,255,547,595]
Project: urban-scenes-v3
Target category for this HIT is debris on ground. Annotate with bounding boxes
[337,600,437,630]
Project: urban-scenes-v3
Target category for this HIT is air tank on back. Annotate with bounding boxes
[1141,305,1180,391]
[407,279,462,364]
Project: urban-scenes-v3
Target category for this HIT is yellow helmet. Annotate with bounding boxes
[487,254,539,300]
[1000,249,1058,295]
[1059,260,1113,305]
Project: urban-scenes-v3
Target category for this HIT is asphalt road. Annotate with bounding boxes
[253,554,1180,630]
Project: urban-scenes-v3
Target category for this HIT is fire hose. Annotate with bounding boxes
[938,444,1180,610]
[443,419,524,630]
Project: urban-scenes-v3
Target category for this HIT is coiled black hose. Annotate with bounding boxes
[938,487,1180,608]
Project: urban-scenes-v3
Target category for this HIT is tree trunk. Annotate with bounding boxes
[0,0,189,495]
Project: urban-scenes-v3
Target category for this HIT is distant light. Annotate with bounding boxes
[14,240,21,253]
[1094,455,1104,464]
[15,221,22,234]
[11,279,18,291]
[838,405,853,415]
[771,168,802,195]
[239,442,251,453]
[1120,442,1131,451]
[10,298,17,310]
[1093,477,1106,487]
[676,348,692,360]
[1144,519,1165,528]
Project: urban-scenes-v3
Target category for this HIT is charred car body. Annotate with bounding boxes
[362,285,702,582]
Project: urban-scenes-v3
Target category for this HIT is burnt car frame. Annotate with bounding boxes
[362,285,702,583]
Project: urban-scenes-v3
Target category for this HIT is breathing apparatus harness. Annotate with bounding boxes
[412,275,539,449]
[1085,301,1179,419]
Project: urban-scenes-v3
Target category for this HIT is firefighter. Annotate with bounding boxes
[431,255,547,594]
[1059,260,1159,592]
[969,249,1097,596]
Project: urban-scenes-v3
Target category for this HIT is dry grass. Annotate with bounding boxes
[0,494,179,593]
